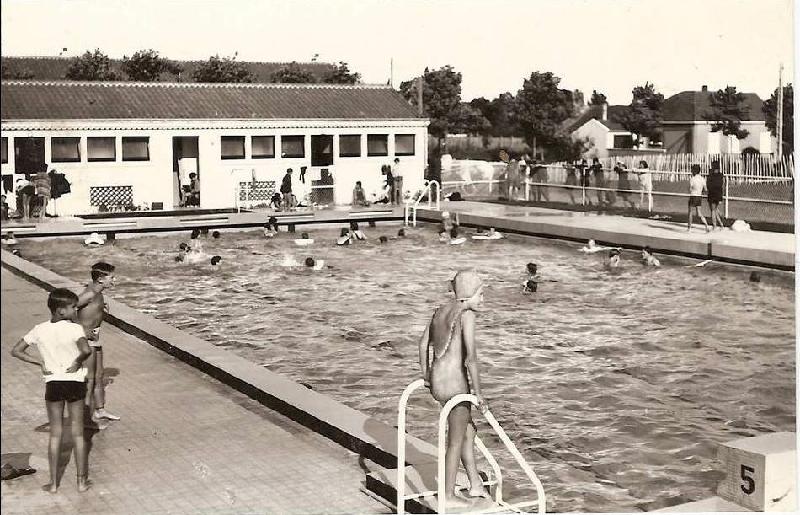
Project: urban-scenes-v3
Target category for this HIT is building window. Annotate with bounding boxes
[122,137,150,161]
[339,135,361,157]
[367,134,388,156]
[1,138,7,164]
[51,137,81,163]
[395,134,415,156]
[87,137,116,162]
[221,136,245,160]
[613,135,634,149]
[281,136,305,158]
[252,136,275,159]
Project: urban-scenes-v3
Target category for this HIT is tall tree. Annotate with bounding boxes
[470,93,519,137]
[763,83,793,154]
[452,103,491,135]
[588,90,607,106]
[618,82,664,143]
[64,49,119,81]
[400,66,463,146]
[192,55,254,83]
[121,49,182,81]
[271,62,315,83]
[513,71,575,156]
[703,85,750,139]
[322,61,360,84]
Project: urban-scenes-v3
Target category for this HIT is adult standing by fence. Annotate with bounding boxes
[532,158,550,202]
[707,161,725,230]
[506,157,520,200]
[614,162,634,209]
[565,160,579,204]
[687,164,709,232]
[590,158,605,206]
[635,160,653,212]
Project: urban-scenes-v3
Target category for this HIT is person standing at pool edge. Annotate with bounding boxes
[687,164,709,232]
[77,262,120,428]
[280,168,294,211]
[707,161,725,230]
[418,270,489,508]
[11,288,93,493]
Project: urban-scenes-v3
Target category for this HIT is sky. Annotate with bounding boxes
[0,0,795,104]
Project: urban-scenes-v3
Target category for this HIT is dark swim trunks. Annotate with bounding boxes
[45,381,87,402]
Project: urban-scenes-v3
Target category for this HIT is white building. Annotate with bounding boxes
[1,80,428,215]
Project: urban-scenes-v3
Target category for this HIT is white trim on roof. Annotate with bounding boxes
[662,120,767,125]
[0,118,430,131]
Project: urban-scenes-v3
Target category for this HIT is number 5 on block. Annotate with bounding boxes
[717,432,796,511]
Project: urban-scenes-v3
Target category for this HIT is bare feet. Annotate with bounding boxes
[467,486,490,498]
[42,483,58,493]
[77,477,92,492]
[444,494,472,509]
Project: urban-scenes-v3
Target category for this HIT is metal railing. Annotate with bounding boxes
[441,160,794,225]
[404,180,441,227]
[397,379,546,514]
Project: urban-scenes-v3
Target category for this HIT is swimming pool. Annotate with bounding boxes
[19,226,795,512]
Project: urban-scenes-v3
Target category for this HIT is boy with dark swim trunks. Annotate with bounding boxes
[77,262,119,428]
[418,270,488,509]
[11,289,92,493]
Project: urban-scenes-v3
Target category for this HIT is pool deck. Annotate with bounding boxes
[1,201,794,269]
[0,268,390,515]
[415,201,795,270]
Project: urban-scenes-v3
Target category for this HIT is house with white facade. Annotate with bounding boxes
[661,86,774,154]
[1,80,428,215]
[567,104,639,158]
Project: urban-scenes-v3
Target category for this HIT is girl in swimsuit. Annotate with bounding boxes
[418,270,488,507]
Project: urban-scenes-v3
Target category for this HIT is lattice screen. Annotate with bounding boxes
[90,185,133,208]
[238,180,276,202]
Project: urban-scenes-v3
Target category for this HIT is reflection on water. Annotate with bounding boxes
[20,226,795,512]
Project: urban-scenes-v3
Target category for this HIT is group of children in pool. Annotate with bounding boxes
[174,228,223,267]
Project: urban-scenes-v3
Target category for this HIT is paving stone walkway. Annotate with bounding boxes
[1,269,388,514]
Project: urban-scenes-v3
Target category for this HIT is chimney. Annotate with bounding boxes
[701,85,708,92]
[601,102,608,121]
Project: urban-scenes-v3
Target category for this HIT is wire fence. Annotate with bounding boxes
[440,155,795,226]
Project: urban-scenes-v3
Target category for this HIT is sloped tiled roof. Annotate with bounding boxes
[563,104,631,133]
[663,90,765,122]
[1,56,337,83]
[1,81,422,120]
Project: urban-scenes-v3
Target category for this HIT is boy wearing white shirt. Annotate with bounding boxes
[687,164,709,232]
[11,288,92,493]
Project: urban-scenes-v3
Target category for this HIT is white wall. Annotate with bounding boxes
[572,119,609,158]
[1,120,429,214]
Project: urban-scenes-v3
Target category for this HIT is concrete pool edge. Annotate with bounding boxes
[0,249,438,471]
[415,208,796,270]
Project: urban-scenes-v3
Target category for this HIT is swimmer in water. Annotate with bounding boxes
[304,256,326,270]
[606,248,621,269]
[418,270,489,508]
[449,226,466,245]
[212,231,220,239]
[379,235,388,244]
[522,262,556,293]
[336,227,352,246]
[264,216,279,238]
[397,228,406,238]
[3,231,18,245]
[350,221,367,241]
[175,242,190,262]
[190,228,200,240]
[641,246,661,267]
[210,255,222,267]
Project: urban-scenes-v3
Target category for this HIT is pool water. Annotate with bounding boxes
[19,226,795,512]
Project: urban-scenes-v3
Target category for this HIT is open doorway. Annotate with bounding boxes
[172,137,199,207]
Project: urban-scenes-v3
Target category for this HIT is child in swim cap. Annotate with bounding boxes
[418,270,488,508]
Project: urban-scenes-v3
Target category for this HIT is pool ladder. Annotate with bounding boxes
[404,180,441,227]
[397,379,546,514]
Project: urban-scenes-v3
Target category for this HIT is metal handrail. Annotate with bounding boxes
[397,380,501,514]
[397,380,545,514]
[405,180,441,227]
[438,394,546,515]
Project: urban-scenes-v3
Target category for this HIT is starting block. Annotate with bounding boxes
[716,432,796,511]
